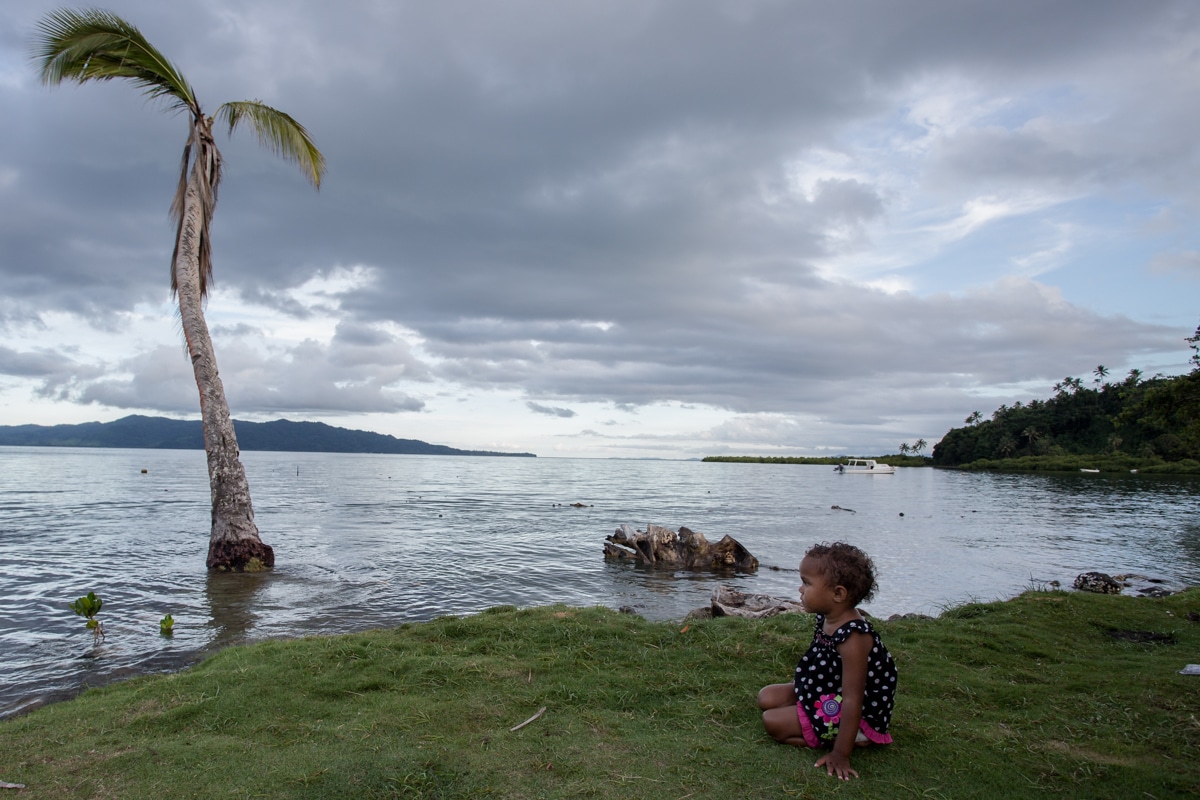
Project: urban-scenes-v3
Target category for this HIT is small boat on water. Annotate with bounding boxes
[1080,468,1100,473]
[834,459,895,475]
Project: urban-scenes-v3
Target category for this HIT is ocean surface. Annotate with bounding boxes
[2,446,1198,718]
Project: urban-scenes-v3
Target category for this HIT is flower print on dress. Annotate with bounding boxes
[815,693,842,740]
[815,693,842,725]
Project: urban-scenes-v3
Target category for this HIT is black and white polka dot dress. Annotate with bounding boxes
[792,614,897,747]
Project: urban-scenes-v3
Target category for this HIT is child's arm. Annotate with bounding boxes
[814,632,872,780]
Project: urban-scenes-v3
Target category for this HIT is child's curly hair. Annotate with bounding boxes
[805,542,878,605]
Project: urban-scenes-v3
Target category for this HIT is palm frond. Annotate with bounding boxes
[217,101,326,188]
[169,139,192,296]
[33,8,196,114]
[170,123,222,299]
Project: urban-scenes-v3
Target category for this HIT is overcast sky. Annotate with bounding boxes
[1,1,1197,459]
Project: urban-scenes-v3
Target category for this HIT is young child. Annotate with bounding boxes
[757,542,897,780]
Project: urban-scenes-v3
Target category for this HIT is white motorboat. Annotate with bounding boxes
[834,459,895,475]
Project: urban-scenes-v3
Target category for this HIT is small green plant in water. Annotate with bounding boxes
[160,614,175,636]
[69,592,105,644]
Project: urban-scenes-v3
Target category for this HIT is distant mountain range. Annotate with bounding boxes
[0,415,536,457]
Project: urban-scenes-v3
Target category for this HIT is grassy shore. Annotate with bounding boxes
[3,590,1198,799]
[952,454,1200,474]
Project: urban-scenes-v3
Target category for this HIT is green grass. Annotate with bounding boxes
[3,591,1199,798]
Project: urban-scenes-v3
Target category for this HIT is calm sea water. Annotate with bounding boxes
[2,446,1198,718]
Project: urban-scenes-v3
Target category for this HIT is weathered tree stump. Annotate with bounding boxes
[603,524,758,570]
[707,585,803,618]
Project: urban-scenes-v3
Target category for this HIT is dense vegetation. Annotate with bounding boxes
[933,325,1200,471]
[0,415,535,457]
[3,593,1198,798]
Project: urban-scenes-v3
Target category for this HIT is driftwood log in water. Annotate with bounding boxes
[603,524,758,570]
[686,585,805,620]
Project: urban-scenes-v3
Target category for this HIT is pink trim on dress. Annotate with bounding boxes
[795,701,893,747]
[858,720,893,745]
[795,700,821,748]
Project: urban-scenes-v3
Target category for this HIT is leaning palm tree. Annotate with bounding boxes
[34,9,325,571]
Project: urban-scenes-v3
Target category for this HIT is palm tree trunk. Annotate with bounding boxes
[174,137,274,572]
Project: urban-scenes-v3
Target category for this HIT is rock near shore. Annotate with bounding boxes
[1073,571,1184,597]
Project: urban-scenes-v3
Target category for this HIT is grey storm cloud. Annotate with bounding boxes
[0,344,108,405]
[426,273,1178,419]
[0,345,78,378]
[44,322,429,416]
[1,0,1197,454]
[527,401,576,418]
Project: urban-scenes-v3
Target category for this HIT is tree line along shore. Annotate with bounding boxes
[932,363,1200,473]
[707,346,1200,474]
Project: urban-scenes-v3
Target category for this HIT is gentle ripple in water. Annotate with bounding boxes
[1,447,1198,718]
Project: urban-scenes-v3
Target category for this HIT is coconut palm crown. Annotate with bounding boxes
[34,8,326,570]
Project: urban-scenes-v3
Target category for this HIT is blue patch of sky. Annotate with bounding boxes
[1047,194,1198,326]
[905,189,1196,329]
[902,213,1065,292]
[978,84,1086,130]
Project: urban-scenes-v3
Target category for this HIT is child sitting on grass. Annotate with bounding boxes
[757,542,897,780]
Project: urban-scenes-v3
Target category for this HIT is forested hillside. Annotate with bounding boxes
[932,327,1200,469]
[0,416,536,457]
